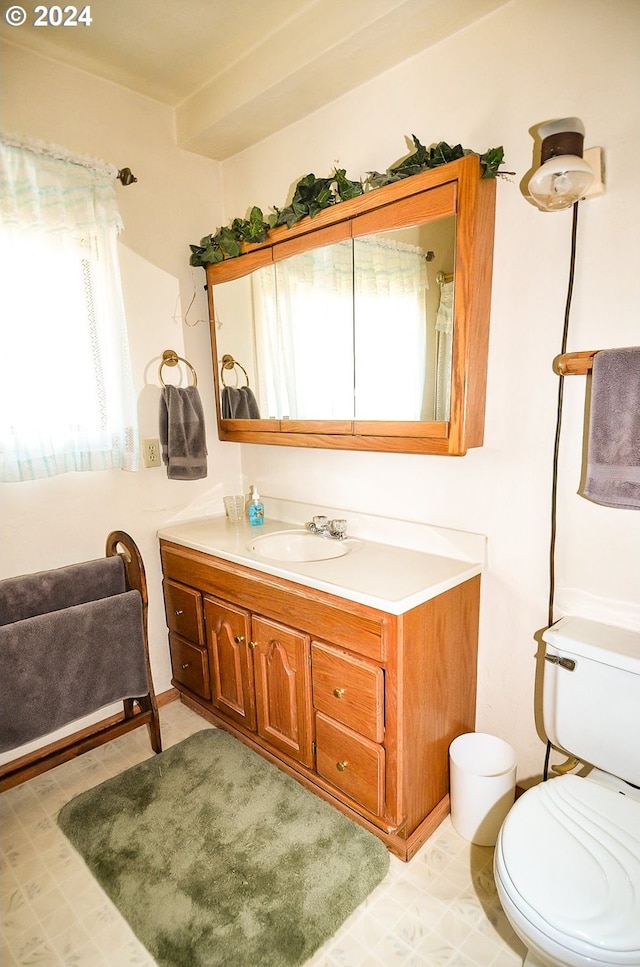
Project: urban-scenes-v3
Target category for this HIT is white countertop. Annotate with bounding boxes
[158,499,484,615]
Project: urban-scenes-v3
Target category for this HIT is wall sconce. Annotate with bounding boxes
[528,117,603,211]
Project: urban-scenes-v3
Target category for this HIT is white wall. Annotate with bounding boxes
[0,41,243,757]
[2,0,638,782]
[219,0,640,781]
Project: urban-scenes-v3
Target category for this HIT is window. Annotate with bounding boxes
[0,136,139,481]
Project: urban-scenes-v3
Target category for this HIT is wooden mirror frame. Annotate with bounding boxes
[206,154,496,455]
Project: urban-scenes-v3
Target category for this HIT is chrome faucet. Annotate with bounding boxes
[305,515,348,540]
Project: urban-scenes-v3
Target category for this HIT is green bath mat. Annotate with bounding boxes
[58,728,389,967]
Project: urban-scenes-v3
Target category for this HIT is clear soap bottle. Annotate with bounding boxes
[248,487,264,527]
[245,484,254,518]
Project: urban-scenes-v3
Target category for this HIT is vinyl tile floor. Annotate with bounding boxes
[1,701,527,967]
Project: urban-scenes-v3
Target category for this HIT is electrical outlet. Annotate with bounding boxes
[143,438,161,468]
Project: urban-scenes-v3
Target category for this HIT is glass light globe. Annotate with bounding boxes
[528,155,594,211]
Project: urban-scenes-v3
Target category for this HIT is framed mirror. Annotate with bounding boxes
[206,154,496,455]
[214,219,455,423]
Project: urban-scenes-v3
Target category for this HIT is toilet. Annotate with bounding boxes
[493,616,640,967]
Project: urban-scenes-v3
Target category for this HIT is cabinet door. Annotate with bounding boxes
[252,616,314,768]
[204,596,256,731]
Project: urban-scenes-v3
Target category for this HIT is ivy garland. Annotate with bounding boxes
[189,136,505,268]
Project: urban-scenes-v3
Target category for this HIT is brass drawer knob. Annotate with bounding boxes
[234,635,245,644]
[336,760,348,772]
[333,687,345,699]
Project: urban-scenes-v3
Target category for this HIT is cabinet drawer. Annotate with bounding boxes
[169,633,211,700]
[312,641,384,742]
[161,544,386,661]
[164,579,203,644]
[315,712,385,817]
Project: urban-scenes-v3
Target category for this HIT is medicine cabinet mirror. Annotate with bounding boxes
[206,154,496,455]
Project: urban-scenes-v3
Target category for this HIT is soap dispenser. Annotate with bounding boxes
[248,487,264,527]
[245,485,254,518]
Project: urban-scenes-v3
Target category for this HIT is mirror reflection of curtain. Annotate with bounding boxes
[252,242,354,419]
[353,236,428,420]
[434,279,454,421]
[251,265,282,418]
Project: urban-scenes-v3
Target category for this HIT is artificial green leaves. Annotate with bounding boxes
[189,137,505,268]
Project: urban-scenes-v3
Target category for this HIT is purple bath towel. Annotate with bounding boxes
[581,347,640,510]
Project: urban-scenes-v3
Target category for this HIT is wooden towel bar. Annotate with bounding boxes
[0,531,161,791]
[554,350,598,375]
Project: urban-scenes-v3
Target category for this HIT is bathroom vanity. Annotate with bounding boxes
[158,505,483,860]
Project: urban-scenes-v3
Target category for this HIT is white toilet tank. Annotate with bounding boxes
[542,616,640,787]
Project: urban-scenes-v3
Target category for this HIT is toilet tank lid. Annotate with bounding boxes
[543,616,640,674]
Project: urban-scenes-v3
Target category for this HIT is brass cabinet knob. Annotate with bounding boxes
[175,609,184,615]
[181,662,190,670]
[234,635,245,644]
[249,640,258,650]
[336,760,348,772]
[333,687,345,699]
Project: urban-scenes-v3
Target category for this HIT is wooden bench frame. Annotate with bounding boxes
[0,531,162,792]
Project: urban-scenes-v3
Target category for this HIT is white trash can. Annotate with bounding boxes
[449,732,517,846]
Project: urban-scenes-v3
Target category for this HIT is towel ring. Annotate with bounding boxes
[221,354,250,388]
[436,270,454,286]
[159,349,197,387]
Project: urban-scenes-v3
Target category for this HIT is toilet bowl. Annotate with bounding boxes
[494,773,640,967]
[493,616,640,967]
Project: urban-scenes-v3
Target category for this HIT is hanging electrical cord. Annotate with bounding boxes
[548,201,580,628]
[543,200,580,782]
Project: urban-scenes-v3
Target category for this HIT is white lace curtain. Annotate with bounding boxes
[0,134,139,481]
[353,236,428,420]
[252,236,428,420]
[253,240,354,419]
[435,279,454,421]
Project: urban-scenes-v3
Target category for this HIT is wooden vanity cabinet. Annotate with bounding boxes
[160,539,480,861]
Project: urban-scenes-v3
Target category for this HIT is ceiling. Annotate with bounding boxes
[1,0,511,159]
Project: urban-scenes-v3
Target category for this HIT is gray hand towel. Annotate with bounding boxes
[221,385,261,419]
[159,385,207,480]
[581,346,640,510]
[0,591,148,752]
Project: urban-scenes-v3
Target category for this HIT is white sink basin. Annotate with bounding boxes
[247,529,351,562]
